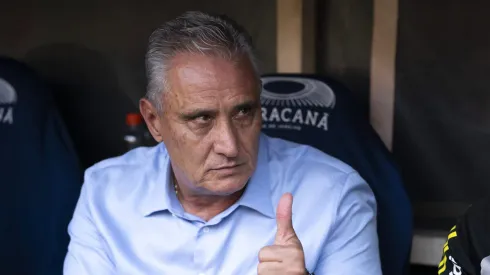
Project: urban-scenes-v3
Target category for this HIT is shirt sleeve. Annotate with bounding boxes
[438,198,490,275]
[314,172,382,274]
[438,225,471,275]
[63,173,115,275]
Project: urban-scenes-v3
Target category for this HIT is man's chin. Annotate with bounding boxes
[205,178,249,196]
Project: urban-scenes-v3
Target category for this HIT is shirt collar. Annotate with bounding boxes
[139,134,274,218]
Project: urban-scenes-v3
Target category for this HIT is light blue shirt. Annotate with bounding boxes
[64,134,381,275]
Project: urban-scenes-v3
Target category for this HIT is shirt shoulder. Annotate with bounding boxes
[83,145,165,198]
[265,135,356,176]
[263,135,374,215]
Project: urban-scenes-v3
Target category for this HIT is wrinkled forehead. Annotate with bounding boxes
[164,53,259,101]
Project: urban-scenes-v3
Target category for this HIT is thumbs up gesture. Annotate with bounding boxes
[258,193,307,275]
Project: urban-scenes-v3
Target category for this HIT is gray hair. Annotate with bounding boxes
[145,11,260,111]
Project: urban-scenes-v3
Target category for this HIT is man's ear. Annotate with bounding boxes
[139,98,164,143]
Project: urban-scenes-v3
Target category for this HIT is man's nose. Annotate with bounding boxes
[213,120,239,158]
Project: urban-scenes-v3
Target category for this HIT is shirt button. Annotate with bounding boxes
[172,213,176,218]
[202,227,210,233]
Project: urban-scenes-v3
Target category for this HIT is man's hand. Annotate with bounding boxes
[258,193,307,275]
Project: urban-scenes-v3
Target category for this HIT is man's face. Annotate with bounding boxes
[143,53,262,195]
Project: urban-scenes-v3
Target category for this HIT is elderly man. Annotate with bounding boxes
[64,11,381,275]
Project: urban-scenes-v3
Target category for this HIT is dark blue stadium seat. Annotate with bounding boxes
[260,74,412,275]
[0,57,82,275]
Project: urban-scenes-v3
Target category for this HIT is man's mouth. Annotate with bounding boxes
[212,163,242,171]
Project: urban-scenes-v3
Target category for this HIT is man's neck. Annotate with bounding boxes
[176,189,244,221]
[171,172,244,221]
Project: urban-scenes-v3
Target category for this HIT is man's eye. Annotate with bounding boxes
[236,107,252,117]
[194,115,212,123]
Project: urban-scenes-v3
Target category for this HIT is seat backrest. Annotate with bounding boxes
[260,74,412,275]
[0,57,81,275]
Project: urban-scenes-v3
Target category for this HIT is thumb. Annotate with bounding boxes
[275,193,297,244]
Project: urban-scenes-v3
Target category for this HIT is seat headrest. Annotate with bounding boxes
[261,75,340,132]
[0,57,55,128]
[0,78,16,105]
[262,76,336,108]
